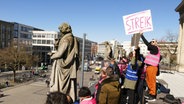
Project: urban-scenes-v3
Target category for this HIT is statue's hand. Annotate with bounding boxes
[47,52,53,56]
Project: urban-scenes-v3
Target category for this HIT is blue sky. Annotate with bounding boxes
[0,0,181,43]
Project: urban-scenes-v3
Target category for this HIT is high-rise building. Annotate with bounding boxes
[13,22,43,53]
[76,37,97,60]
[0,20,14,48]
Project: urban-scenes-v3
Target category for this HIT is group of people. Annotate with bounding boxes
[93,32,161,104]
[46,22,161,104]
[90,31,160,104]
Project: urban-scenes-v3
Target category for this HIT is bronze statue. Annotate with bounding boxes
[49,22,79,102]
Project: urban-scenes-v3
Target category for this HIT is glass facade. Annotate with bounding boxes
[0,20,13,49]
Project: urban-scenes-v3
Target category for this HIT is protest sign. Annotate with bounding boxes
[123,10,153,35]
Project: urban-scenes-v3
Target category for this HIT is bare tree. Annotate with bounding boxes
[0,45,39,82]
[160,31,178,70]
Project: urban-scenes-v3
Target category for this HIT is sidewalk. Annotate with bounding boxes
[157,70,184,102]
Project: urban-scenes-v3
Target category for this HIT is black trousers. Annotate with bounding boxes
[120,88,135,104]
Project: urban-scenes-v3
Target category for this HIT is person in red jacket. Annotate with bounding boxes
[139,32,161,102]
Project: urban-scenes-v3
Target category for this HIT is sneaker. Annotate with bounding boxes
[146,95,156,102]
[144,91,150,99]
[121,85,124,89]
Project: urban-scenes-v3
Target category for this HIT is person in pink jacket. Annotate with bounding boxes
[79,87,96,104]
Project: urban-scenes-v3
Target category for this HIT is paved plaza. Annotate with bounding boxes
[0,67,98,104]
[157,70,184,101]
[0,80,48,104]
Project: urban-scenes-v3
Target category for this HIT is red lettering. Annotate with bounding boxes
[126,20,131,30]
[135,17,139,29]
[130,18,134,30]
[126,16,152,33]
[146,16,151,27]
[140,16,144,28]
[124,10,153,34]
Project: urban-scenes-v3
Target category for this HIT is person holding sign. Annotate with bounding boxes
[139,32,160,102]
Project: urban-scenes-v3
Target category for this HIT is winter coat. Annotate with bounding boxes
[96,77,120,104]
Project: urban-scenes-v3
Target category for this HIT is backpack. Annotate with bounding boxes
[157,83,170,93]
[162,94,181,104]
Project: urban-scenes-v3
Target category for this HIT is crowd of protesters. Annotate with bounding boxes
[45,32,162,104]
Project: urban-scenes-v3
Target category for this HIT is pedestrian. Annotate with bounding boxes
[96,66,121,104]
[46,79,50,87]
[110,58,121,77]
[134,48,146,104]
[121,47,143,104]
[94,67,107,96]
[78,86,96,104]
[5,81,9,87]
[109,58,122,84]
[117,57,128,85]
[139,32,161,102]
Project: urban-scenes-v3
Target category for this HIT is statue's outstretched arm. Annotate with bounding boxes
[51,40,68,59]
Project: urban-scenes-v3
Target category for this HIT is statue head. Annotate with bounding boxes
[104,41,109,46]
[58,22,72,35]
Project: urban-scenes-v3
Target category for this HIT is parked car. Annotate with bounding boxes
[95,65,101,74]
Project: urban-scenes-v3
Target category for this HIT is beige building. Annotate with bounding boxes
[175,1,184,72]
[157,42,177,66]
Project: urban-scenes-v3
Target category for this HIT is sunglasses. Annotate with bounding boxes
[151,40,157,43]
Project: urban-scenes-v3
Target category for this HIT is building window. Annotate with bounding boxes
[33,34,36,37]
[42,40,46,44]
[28,34,32,39]
[42,34,45,38]
[14,31,18,38]
[37,40,41,44]
[14,24,18,30]
[38,34,41,38]
[51,34,54,38]
[33,40,36,44]
[51,40,53,44]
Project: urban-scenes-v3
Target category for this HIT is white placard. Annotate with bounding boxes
[123,10,153,35]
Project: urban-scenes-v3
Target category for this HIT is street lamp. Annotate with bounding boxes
[80,33,86,87]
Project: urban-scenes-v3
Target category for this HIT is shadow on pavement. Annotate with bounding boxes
[160,70,174,74]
